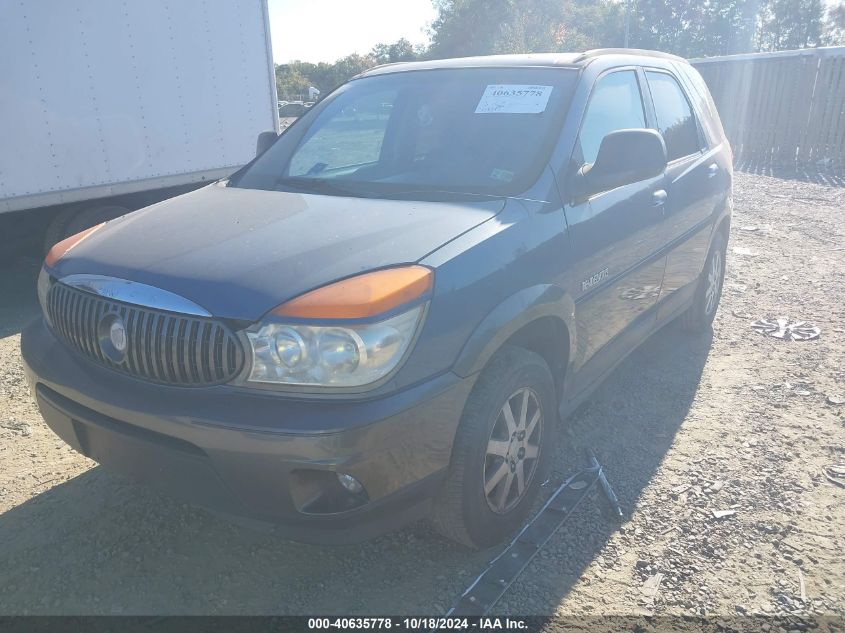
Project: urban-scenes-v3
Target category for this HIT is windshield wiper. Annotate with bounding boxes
[273,176,365,197]
[273,177,509,203]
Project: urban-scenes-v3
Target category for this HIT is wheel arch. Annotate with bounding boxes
[716,213,731,240]
[452,284,575,398]
[710,191,732,248]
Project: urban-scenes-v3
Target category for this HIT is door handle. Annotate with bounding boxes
[707,163,719,178]
[652,189,667,207]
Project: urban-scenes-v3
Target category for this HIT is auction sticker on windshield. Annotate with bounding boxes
[475,85,553,114]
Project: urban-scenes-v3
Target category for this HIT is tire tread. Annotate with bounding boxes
[432,345,553,548]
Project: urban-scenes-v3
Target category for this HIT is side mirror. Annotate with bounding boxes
[576,129,667,198]
[255,130,279,157]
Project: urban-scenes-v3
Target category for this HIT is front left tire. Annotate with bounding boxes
[432,345,556,549]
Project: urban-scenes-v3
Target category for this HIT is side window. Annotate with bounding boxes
[679,64,726,146]
[645,71,701,161]
[577,71,646,165]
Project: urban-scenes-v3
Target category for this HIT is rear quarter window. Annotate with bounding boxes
[645,71,701,161]
[676,63,728,147]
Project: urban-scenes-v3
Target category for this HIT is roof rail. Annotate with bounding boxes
[574,48,687,63]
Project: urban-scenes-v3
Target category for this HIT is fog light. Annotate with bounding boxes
[337,472,363,494]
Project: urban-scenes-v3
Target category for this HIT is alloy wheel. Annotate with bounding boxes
[483,387,543,514]
[704,249,723,316]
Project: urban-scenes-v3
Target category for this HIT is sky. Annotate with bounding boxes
[267,0,437,64]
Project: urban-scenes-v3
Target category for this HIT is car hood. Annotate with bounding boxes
[52,184,503,321]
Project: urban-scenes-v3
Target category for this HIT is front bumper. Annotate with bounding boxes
[21,317,474,543]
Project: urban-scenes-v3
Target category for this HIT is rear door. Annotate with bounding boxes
[563,69,667,376]
[642,69,720,309]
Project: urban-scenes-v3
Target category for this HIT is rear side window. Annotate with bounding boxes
[645,71,701,161]
[577,70,645,165]
[677,64,726,147]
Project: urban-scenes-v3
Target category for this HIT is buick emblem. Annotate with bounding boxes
[109,319,127,353]
[97,313,129,362]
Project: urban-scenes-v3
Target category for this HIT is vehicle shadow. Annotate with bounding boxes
[498,322,714,614]
[0,324,711,615]
[0,255,40,339]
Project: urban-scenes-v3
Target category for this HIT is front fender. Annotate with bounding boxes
[452,284,576,378]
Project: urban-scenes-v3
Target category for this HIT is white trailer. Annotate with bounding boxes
[0,0,278,249]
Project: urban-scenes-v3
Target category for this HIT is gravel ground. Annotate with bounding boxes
[0,171,842,618]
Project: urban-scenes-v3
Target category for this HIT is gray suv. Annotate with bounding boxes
[23,49,731,548]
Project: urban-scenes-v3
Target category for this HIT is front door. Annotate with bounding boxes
[563,69,667,379]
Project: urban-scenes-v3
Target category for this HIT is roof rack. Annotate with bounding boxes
[574,48,687,63]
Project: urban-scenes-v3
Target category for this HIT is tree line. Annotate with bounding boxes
[276,0,845,100]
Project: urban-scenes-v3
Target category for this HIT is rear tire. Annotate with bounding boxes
[679,231,727,332]
[432,345,556,549]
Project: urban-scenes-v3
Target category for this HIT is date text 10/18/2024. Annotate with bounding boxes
[307,617,530,630]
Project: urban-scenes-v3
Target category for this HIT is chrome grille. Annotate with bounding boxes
[46,282,244,386]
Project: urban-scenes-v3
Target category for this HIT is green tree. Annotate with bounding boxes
[275,38,427,102]
[823,1,845,44]
[426,0,623,59]
[277,54,376,100]
[628,0,756,57]
[275,64,311,101]
[755,0,825,50]
[372,38,421,64]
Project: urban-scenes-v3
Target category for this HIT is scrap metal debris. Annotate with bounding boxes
[707,480,725,493]
[823,464,845,488]
[445,450,622,617]
[0,420,31,436]
[589,448,623,518]
[712,509,738,519]
[640,572,664,607]
[740,224,772,233]
[751,317,820,341]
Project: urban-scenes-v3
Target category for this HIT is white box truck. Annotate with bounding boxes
[0,0,278,252]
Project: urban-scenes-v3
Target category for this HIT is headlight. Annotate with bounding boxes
[40,223,105,326]
[37,266,52,326]
[243,266,432,389]
[247,305,423,387]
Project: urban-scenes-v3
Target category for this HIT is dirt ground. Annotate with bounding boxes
[0,171,842,619]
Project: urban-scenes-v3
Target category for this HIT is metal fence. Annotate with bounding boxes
[691,47,845,172]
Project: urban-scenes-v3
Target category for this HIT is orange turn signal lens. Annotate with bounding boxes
[273,265,433,319]
[44,223,105,268]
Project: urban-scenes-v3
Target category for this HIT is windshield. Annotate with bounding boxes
[233,67,578,198]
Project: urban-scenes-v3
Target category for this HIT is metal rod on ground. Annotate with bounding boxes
[587,447,624,518]
[445,467,600,618]
[441,449,623,621]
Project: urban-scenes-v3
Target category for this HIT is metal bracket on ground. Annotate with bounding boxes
[445,449,623,618]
